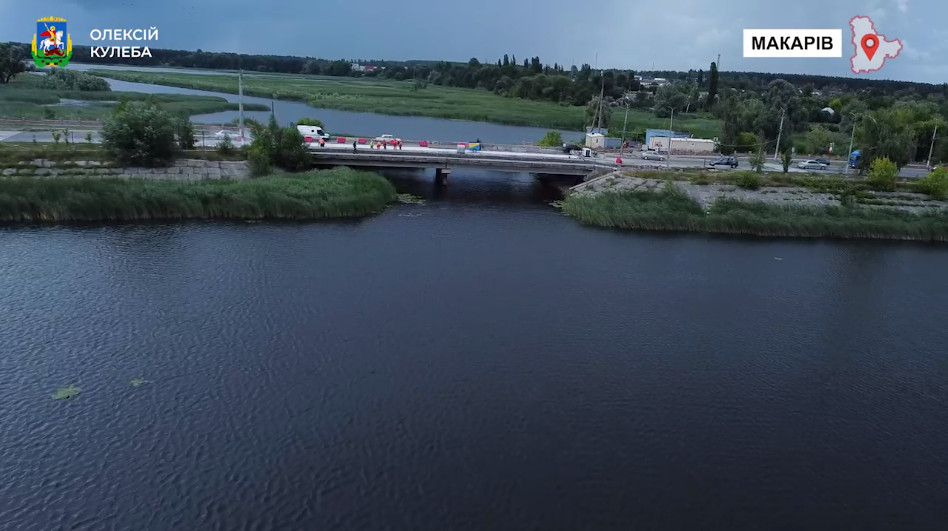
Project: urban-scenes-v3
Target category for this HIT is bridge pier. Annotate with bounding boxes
[435,167,451,185]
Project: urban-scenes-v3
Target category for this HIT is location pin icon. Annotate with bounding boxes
[861,34,879,60]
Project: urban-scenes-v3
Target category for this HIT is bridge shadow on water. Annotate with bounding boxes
[377,168,581,208]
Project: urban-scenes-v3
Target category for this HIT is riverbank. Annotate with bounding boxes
[0,168,396,223]
[88,69,722,137]
[0,73,268,121]
[562,171,948,241]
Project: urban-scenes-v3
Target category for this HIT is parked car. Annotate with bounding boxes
[798,159,829,170]
[374,134,401,145]
[640,150,666,161]
[708,156,738,168]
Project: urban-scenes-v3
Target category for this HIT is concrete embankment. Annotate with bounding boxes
[570,171,948,214]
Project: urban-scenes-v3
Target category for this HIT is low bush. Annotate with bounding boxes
[736,171,761,190]
[100,101,176,167]
[915,167,948,200]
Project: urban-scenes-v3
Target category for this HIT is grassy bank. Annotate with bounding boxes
[562,186,948,241]
[0,168,396,223]
[89,69,722,137]
[0,73,268,120]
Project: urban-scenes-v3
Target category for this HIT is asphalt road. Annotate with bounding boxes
[1,129,930,178]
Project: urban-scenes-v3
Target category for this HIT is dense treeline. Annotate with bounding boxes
[4,41,948,164]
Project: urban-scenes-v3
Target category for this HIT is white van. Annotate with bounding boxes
[297,125,330,142]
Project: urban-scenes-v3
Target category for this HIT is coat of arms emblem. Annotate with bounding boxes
[31,16,72,68]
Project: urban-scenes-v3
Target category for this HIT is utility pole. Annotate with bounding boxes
[773,108,785,160]
[238,69,244,144]
[667,108,674,168]
[845,114,857,175]
[927,124,938,169]
[717,53,721,71]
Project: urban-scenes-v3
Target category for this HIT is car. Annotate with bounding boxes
[640,150,666,161]
[213,130,233,139]
[374,134,401,145]
[708,156,738,168]
[798,159,829,170]
[815,158,831,166]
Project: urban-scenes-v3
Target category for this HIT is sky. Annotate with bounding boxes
[5,0,947,83]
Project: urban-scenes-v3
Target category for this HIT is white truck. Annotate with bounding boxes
[297,125,330,142]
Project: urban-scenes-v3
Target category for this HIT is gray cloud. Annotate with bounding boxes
[4,0,945,83]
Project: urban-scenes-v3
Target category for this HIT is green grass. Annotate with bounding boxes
[0,168,397,223]
[562,186,948,241]
[89,69,722,136]
[0,73,267,120]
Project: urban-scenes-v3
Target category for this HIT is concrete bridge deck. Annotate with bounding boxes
[309,143,613,176]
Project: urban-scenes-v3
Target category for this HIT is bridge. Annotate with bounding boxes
[308,143,614,182]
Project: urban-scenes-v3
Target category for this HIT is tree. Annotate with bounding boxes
[248,115,309,173]
[296,117,325,128]
[585,97,611,130]
[0,43,27,84]
[867,157,898,191]
[653,83,690,117]
[856,108,916,168]
[174,116,195,150]
[101,101,176,167]
[537,131,564,147]
[781,150,793,173]
[707,61,718,110]
[749,136,767,173]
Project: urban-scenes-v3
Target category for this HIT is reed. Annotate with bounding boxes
[562,188,948,241]
[0,168,397,223]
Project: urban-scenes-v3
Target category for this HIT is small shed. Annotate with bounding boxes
[585,133,605,149]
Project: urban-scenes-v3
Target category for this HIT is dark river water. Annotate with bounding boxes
[2,170,948,529]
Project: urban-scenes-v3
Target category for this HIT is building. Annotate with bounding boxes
[585,133,605,149]
[350,63,379,73]
[645,128,692,148]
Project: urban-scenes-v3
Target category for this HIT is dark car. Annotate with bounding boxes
[708,156,738,168]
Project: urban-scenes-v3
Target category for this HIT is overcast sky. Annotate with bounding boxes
[5,0,946,83]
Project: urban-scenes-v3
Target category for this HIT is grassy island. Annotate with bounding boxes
[563,179,948,242]
[0,168,397,223]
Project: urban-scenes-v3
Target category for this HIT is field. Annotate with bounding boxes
[0,73,268,121]
[0,168,397,222]
[89,69,723,137]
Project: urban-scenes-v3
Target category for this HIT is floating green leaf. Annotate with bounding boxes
[51,385,81,400]
[397,193,426,205]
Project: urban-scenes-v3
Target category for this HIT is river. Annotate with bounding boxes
[66,63,580,145]
[2,169,947,529]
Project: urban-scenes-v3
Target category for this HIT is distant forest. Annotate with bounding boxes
[58,44,945,100]
[5,42,948,163]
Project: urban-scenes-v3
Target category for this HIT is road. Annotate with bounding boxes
[0,129,931,178]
